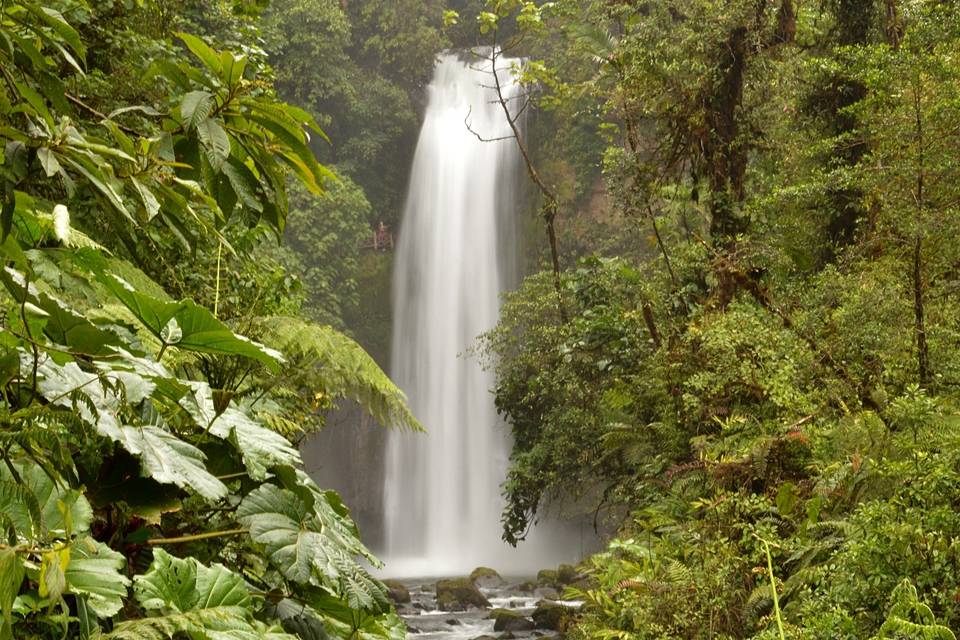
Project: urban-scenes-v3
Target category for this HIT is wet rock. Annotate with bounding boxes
[515,580,536,593]
[536,569,558,587]
[382,579,411,604]
[407,627,421,634]
[501,633,516,639]
[435,578,491,611]
[445,618,461,626]
[491,609,535,632]
[471,636,497,640]
[532,601,575,631]
[557,564,578,585]
[470,566,506,589]
[413,601,427,610]
[534,587,559,600]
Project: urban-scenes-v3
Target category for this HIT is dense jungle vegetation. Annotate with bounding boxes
[474,0,960,638]
[4,0,960,639]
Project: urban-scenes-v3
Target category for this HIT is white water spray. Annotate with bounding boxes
[382,53,568,578]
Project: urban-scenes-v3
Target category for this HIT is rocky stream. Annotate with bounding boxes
[385,567,584,640]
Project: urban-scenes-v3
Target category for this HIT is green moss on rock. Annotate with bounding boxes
[470,566,505,588]
[382,579,411,604]
[490,608,535,632]
[435,578,491,611]
[536,569,558,587]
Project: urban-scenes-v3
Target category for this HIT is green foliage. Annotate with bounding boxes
[0,3,415,639]
[476,0,960,638]
[258,316,421,432]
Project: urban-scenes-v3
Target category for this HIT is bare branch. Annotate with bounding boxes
[463,105,515,143]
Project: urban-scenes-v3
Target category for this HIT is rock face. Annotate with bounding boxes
[490,609,535,632]
[435,578,491,611]
[532,601,574,631]
[470,566,506,589]
[382,579,411,604]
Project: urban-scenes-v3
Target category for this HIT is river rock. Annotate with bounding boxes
[516,580,536,593]
[445,618,461,626]
[382,579,411,604]
[470,566,506,588]
[435,578,491,611]
[490,608,535,632]
[532,601,574,631]
[534,586,559,600]
[557,564,578,585]
[536,569,558,587]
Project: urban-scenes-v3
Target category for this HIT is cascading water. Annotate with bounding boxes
[382,52,566,578]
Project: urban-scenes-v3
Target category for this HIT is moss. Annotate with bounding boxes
[557,564,578,585]
[491,609,535,632]
[536,569,558,587]
[532,601,574,631]
[382,579,410,604]
[435,578,491,611]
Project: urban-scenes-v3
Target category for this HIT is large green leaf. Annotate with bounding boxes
[117,424,228,501]
[101,274,283,371]
[0,266,121,356]
[28,356,226,500]
[29,355,146,441]
[236,483,389,614]
[175,33,222,76]
[106,549,295,640]
[0,461,90,541]
[180,91,216,130]
[135,549,248,613]
[64,537,130,618]
[196,118,230,170]
[182,382,299,480]
[0,548,23,640]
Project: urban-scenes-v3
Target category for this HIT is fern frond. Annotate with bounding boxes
[664,559,693,586]
[257,316,422,431]
[745,582,774,620]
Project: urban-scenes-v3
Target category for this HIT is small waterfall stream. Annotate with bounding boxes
[382,52,567,578]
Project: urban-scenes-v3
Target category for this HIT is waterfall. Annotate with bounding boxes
[382,52,563,578]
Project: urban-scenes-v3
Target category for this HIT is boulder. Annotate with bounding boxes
[536,569,558,587]
[470,566,506,589]
[491,609,535,632]
[534,586,559,600]
[532,601,574,631]
[557,564,578,585]
[382,579,411,604]
[445,618,461,626]
[435,578,491,611]
[516,580,536,593]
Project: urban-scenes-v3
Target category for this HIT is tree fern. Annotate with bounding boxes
[257,316,422,431]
